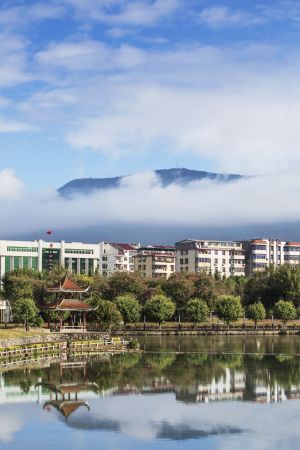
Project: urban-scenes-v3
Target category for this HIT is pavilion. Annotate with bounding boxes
[42,274,96,332]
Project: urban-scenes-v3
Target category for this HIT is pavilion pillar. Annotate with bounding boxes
[47,312,51,329]
[83,312,86,330]
[59,316,63,331]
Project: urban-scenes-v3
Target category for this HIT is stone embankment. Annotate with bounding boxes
[116,328,300,336]
[0,332,134,369]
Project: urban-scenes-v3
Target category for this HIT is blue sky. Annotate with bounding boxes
[1,0,300,191]
[2,1,300,237]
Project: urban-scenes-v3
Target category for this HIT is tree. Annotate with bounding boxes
[11,297,40,329]
[144,294,175,327]
[161,274,195,310]
[185,298,209,325]
[247,302,266,329]
[216,295,243,327]
[105,272,145,300]
[274,300,297,325]
[114,294,141,325]
[92,299,122,331]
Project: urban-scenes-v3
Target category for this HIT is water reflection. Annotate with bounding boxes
[1,337,300,449]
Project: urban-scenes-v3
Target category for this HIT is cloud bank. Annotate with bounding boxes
[0,170,300,237]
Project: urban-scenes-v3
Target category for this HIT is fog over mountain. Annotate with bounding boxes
[58,168,243,198]
[1,168,300,243]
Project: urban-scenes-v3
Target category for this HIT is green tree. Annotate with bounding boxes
[274,300,297,325]
[106,272,145,300]
[144,294,175,327]
[161,274,195,310]
[185,298,209,325]
[94,299,122,331]
[247,302,266,329]
[216,295,243,327]
[114,294,141,325]
[11,297,40,329]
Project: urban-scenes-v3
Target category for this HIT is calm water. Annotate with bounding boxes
[1,336,300,450]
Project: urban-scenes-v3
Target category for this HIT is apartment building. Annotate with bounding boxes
[0,239,99,278]
[175,239,246,277]
[246,238,300,275]
[133,245,175,279]
[99,242,140,277]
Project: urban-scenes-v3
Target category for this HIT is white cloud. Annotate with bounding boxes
[0,117,33,133]
[63,0,180,26]
[0,33,31,87]
[1,171,300,234]
[0,412,22,443]
[0,3,65,29]
[0,169,25,199]
[35,40,146,72]
[198,6,264,28]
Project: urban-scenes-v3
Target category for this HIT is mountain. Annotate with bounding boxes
[58,168,243,197]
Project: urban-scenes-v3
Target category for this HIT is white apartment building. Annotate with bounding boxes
[175,239,246,277]
[133,245,175,279]
[0,239,99,279]
[246,238,300,275]
[99,242,140,277]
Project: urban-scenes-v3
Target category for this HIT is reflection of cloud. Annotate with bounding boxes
[58,393,300,448]
[0,412,22,443]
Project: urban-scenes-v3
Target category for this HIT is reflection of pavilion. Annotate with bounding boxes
[42,275,96,332]
[37,361,99,420]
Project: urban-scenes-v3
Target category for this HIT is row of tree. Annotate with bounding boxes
[1,264,300,328]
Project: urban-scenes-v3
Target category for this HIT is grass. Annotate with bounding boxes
[0,326,48,340]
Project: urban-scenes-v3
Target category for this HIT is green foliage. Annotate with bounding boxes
[185,298,209,324]
[274,300,297,324]
[216,295,243,326]
[244,266,300,309]
[11,297,40,326]
[161,274,195,310]
[127,339,140,350]
[93,299,122,331]
[105,272,145,300]
[114,294,141,325]
[144,294,176,326]
[247,302,266,327]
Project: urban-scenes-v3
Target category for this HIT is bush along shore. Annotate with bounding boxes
[3,266,300,333]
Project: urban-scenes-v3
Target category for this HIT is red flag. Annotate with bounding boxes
[46,230,52,235]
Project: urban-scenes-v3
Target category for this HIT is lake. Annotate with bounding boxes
[1,335,300,450]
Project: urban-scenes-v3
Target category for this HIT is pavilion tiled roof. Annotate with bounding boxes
[44,400,90,419]
[43,299,95,311]
[46,274,89,293]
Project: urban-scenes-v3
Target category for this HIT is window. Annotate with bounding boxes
[7,246,38,253]
[185,258,188,264]
[65,248,94,255]
[102,256,107,261]
[180,258,184,264]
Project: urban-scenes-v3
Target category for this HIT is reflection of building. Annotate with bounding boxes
[39,361,99,420]
[176,369,246,403]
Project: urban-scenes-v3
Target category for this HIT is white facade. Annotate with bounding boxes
[175,239,246,277]
[99,242,140,277]
[246,238,300,275]
[133,245,175,279]
[0,239,99,279]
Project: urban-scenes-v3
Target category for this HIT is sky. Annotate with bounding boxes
[1,0,300,238]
